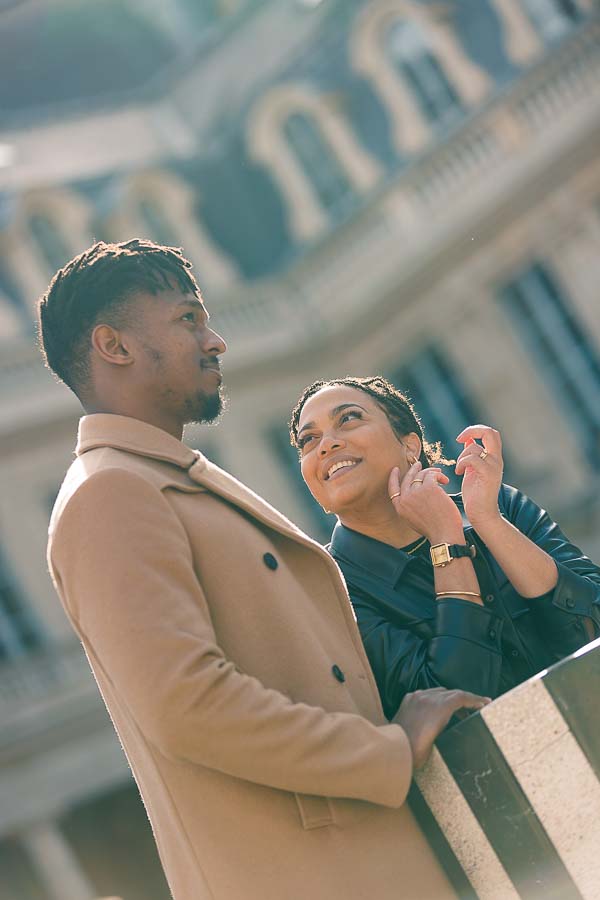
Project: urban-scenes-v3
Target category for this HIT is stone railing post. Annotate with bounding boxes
[414,638,600,899]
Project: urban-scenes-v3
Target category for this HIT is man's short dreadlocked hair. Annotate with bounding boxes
[289,375,454,468]
[37,238,200,398]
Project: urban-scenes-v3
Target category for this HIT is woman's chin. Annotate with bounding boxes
[320,488,360,519]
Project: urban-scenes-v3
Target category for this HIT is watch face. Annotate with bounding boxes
[431,544,451,566]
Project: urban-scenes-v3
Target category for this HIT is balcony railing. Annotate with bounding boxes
[210,17,600,362]
[1,18,599,387]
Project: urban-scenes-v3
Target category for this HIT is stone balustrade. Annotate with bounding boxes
[415,637,600,899]
[1,17,599,392]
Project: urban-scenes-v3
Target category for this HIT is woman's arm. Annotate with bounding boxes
[456,426,600,643]
[389,462,483,604]
[471,511,559,598]
[347,580,501,719]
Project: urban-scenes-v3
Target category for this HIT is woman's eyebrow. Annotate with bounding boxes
[298,403,367,436]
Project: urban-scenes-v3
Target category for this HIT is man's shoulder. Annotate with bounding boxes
[50,446,202,535]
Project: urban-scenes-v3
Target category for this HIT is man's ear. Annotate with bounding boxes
[91,323,134,367]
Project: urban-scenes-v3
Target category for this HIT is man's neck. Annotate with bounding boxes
[84,404,184,441]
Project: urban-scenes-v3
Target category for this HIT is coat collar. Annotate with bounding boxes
[76,414,198,468]
[76,413,314,548]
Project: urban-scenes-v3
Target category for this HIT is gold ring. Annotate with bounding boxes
[479,449,488,460]
[389,491,402,500]
[411,478,425,485]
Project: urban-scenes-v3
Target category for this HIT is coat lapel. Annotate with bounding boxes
[76,413,335,567]
[187,454,326,555]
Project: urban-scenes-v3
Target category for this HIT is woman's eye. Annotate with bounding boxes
[340,410,362,425]
[181,312,195,322]
[299,435,317,451]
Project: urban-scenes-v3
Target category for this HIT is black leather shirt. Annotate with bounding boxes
[329,484,600,720]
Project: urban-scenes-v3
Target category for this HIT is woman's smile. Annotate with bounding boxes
[324,458,362,481]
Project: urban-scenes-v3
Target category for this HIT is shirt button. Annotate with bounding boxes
[332,664,346,683]
[263,553,278,570]
[489,629,497,640]
[566,597,575,608]
[485,594,495,604]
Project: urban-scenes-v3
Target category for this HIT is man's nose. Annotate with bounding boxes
[202,326,227,355]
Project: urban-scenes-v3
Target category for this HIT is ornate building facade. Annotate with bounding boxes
[1,1,599,896]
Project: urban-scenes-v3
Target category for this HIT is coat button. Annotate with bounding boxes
[332,664,345,683]
[566,597,575,608]
[511,649,519,658]
[489,629,497,640]
[485,594,495,604]
[263,553,278,570]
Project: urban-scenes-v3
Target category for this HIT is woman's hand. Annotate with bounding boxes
[388,461,464,544]
[455,425,503,528]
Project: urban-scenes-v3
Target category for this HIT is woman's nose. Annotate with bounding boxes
[319,434,342,455]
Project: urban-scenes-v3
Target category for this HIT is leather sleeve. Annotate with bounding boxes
[350,586,503,719]
[499,484,600,650]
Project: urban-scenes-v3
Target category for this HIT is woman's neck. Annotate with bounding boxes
[339,503,422,550]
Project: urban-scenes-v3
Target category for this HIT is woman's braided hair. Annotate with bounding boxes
[289,375,454,467]
[37,238,199,397]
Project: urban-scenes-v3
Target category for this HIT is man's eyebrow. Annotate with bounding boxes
[297,403,366,436]
[174,298,209,318]
[175,298,203,310]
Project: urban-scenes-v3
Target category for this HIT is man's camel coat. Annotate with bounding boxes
[48,415,454,900]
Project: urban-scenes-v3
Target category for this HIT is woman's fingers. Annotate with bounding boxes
[456,454,487,476]
[455,443,502,476]
[388,466,402,498]
[389,461,451,505]
[421,467,449,485]
[456,424,502,455]
[389,460,421,500]
[399,460,422,497]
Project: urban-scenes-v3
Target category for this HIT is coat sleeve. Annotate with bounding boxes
[49,467,412,808]
[499,483,600,653]
[349,582,503,720]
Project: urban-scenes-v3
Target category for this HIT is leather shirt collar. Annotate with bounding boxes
[76,414,200,469]
[329,521,416,587]
[330,498,473,588]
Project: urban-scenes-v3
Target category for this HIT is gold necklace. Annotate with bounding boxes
[405,536,428,555]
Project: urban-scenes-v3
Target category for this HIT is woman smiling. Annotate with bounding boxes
[290,376,600,719]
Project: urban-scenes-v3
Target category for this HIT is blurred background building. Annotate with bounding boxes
[0,0,599,897]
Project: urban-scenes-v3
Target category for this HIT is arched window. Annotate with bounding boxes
[28,213,70,273]
[282,112,356,220]
[522,0,580,42]
[384,19,462,127]
[137,197,179,247]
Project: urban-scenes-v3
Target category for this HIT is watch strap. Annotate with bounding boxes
[430,542,476,567]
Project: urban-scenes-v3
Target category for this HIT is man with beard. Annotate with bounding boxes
[40,239,487,900]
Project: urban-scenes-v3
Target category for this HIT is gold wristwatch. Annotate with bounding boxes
[429,542,476,567]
